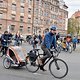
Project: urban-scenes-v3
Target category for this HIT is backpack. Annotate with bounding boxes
[28,50,37,62]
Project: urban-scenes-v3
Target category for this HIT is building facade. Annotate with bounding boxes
[0,0,68,35]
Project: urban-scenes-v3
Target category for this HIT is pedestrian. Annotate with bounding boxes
[66,34,72,49]
[31,35,38,49]
[14,31,21,46]
[20,34,23,45]
[1,31,10,55]
[72,36,78,51]
[56,33,60,41]
[38,34,42,44]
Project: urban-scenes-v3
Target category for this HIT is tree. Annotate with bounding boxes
[68,18,75,35]
[68,18,80,36]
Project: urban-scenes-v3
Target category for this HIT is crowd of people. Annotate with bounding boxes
[0,28,78,55]
[0,25,79,71]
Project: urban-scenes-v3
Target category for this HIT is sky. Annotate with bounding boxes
[64,0,80,18]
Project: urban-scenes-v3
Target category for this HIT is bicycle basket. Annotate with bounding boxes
[28,50,37,62]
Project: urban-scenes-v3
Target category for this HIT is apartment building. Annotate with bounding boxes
[28,0,68,35]
[0,0,29,35]
[0,0,68,35]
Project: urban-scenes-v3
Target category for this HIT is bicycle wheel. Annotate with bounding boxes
[26,56,39,73]
[68,45,72,53]
[0,51,3,57]
[0,47,3,57]
[3,57,11,69]
[73,44,76,51]
[49,58,68,79]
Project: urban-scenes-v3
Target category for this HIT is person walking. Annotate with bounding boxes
[14,31,21,46]
[1,31,10,55]
[31,35,38,49]
[72,36,78,51]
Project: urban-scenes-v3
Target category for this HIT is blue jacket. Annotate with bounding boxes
[72,37,78,43]
[42,32,56,49]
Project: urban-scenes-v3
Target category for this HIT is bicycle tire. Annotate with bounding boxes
[3,57,11,69]
[68,45,72,53]
[0,51,3,57]
[49,58,68,79]
[26,56,39,73]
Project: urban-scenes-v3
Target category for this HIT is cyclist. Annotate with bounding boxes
[39,25,57,71]
[1,31,10,55]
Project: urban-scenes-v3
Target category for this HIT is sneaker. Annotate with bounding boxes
[39,65,46,71]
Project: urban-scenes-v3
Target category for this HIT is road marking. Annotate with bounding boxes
[33,73,42,75]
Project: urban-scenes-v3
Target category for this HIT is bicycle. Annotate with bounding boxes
[65,42,72,53]
[26,48,68,79]
[73,43,76,51]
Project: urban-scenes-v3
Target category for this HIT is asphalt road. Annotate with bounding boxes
[0,43,80,80]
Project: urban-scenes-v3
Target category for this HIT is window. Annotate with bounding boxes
[28,17,31,23]
[0,0,3,7]
[28,8,31,14]
[20,6,24,13]
[34,8,38,14]
[28,0,32,5]
[0,13,3,19]
[0,24,2,30]
[12,3,16,11]
[20,16,24,22]
[0,0,3,3]
[20,0,25,3]
[10,25,15,31]
[11,14,16,20]
[27,27,31,33]
[55,7,58,12]
[20,26,23,32]
[34,18,38,24]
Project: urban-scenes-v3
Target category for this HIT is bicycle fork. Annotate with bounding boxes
[54,59,60,70]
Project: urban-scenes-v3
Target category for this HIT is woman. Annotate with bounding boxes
[14,31,21,46]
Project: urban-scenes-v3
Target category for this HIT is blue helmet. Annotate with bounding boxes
[50,25,56,30]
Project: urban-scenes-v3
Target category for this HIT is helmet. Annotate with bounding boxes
[50,25,56,30]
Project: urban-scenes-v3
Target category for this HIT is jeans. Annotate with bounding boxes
[2,46,8,55]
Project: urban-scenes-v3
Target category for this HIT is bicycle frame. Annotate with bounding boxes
[36,50,56,67]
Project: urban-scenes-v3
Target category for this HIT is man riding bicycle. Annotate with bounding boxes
[40,25,57,71]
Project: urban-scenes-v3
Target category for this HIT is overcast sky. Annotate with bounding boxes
[64,0,80,18]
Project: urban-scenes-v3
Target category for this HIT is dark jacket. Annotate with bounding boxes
[1,34,10,46]
[15,34,21,41]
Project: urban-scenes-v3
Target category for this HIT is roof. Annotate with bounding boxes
[72,10,80,18]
